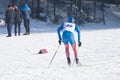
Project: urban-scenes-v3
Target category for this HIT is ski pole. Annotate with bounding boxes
[47,45,60,68]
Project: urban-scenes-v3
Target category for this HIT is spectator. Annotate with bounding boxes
[5,4,15,37]
[14,5,22,36]
[21,3,31,35]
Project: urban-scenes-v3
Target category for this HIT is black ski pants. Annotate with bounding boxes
[14,22,21,35]
[24,19,30,34]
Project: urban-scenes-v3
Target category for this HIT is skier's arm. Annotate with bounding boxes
[75,25,82,47]
[75,25,80,42]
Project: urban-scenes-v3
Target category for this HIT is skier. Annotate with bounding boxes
[57,17,81,65]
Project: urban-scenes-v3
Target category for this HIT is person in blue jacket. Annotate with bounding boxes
[21,3,31,35]
[57,17,82,65]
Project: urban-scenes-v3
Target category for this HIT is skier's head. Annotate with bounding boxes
[68,17,74,23]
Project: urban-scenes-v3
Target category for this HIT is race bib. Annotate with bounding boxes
[63,22,75,32]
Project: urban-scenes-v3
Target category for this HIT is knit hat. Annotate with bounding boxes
[68,17,74,23]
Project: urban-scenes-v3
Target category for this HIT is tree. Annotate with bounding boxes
[100,2,105,24]
[36,0,41,18]
[67,0,73,17]
[93,0,96,20]
[115,0,120,7]
[31,0,34,18]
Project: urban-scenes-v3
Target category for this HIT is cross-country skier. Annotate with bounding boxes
[57,17,82,65]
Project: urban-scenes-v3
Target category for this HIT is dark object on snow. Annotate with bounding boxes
[39,49,48,54]
[67,57,71,65]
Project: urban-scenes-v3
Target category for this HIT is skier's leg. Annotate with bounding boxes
[65,44,71,65]
[71,45,78,58]
[69,33,79,64]
[71,45,79,64]
[65,44,70,58]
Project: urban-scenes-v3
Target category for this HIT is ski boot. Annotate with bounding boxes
[76,58,79,64]
[76,58,82,66]
[67,57,71,66]
[23,32,30,35]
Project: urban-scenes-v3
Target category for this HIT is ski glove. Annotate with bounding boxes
[78,41,81,47]
[58,40,62,45]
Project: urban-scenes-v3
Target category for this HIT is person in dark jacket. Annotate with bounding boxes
[21,4,31,35]
[14,5,22,36]
[5,5,15,37]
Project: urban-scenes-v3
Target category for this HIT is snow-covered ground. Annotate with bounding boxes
[0,5,120,80]
[0,19,120,80]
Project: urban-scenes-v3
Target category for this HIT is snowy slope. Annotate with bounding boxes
[0,19,120,80]
[0,6,120,80]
